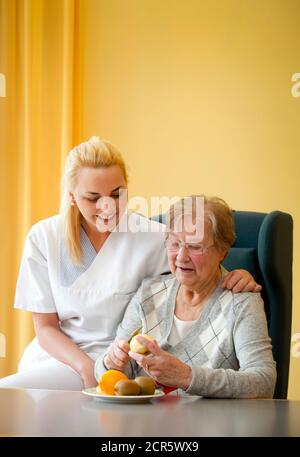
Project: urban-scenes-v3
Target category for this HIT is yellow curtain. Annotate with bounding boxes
[0,0,79,376]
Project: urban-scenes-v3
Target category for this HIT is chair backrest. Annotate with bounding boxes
[152,210,293,399]
[223,211,293,399]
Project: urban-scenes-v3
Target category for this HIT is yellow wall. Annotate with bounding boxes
[77,0,300,398]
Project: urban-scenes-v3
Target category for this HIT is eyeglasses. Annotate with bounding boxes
[165,238,215,256]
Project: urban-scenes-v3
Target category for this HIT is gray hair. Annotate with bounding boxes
[166,195,236,253]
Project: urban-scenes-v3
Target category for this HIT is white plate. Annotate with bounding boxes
[82,387,165,403]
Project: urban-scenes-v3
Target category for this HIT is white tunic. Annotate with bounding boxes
[14,212,169,370]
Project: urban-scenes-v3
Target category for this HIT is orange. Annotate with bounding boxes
[98,369,128,395]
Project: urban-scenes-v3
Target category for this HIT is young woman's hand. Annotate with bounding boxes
[33,312,98,388]
[129,336,192,390]
[103,339,130,371]
[222,269,262,293]
[80,358,98,388]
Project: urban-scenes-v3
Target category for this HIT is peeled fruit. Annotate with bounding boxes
[114,380,141,396]
[134,376,156,395]
[98,369,128,395]
[130,334,154,354]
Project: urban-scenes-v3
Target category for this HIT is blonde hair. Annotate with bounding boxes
[166,195,236,254]
[60,136,128,264]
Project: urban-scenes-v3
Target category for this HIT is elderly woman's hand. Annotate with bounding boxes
[222,269,262,293]
[129,336,192,390]
[103,339,130,371]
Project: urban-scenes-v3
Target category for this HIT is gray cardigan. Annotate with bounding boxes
[95,273,276,398]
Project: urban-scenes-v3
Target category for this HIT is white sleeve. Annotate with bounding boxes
[14,226,57,313]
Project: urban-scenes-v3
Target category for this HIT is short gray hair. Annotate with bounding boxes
[166,195,236,253]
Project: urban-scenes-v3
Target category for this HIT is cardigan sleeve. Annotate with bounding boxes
[186,294,277,398]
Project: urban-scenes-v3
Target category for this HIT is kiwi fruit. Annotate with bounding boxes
[134,376,156,395]
[114,379,141,396]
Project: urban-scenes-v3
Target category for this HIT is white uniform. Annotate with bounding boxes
[0,212,169,390]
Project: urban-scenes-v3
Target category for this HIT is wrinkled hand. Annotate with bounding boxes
[104,339,130,371]
[129,336,192,390]
[221,269,262,293]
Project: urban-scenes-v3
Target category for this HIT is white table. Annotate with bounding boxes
[0,388,300,437]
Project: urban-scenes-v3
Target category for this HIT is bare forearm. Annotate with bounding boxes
[36,325,93,377]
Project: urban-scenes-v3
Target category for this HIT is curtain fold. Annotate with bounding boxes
[0,0,79,376]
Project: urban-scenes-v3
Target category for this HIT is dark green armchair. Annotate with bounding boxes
[223,210,293,399]
[153,209,293,399]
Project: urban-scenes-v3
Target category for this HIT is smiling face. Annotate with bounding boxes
[70,165,127,233]
[167,219,227,291]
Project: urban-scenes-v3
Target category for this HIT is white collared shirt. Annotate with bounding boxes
[168,314,197,346]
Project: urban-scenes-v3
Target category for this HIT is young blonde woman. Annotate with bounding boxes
[0,137,261,390]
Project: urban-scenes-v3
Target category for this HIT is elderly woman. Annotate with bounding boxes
[95,196,276,398]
